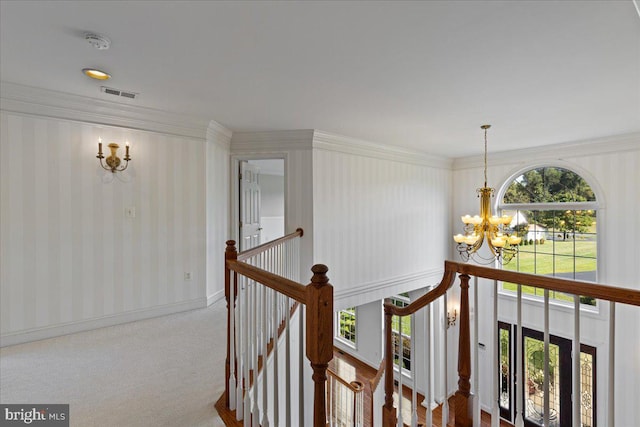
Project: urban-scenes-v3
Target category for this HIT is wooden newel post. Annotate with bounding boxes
[306,264,333,427]
[455,273,472,427]
[224,240,238,408]
[382,301,397,427]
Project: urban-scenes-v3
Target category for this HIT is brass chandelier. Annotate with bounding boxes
[453,125,520,264]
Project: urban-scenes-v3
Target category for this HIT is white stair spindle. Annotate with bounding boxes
[262,285,270,427]
[252,282,259,427]
[515,284,523,427]
[243,281,251,425]
[398,315,403,427]
[299,304,305,427]
[272,289,279,426]
[608,301,615,426]
[492,280,499,427]
[411,313,417,427]
[285,296,291,427]
[236,276,244,420]
[425,302,433,427]
[543,289,550,427]
[473,275,480,427]
[442,294,449,427]
[572,294,580,427]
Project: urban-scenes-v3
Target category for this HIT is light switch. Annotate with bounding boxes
[125,207,136,218]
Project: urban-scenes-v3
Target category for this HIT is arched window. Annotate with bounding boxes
[498,166,599,305]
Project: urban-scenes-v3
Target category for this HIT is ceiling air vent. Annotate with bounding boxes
[100,86,138,100]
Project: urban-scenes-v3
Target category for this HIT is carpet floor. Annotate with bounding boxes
[0,299,227,427]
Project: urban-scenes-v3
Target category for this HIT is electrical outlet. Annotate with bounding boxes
[184,272,192,281]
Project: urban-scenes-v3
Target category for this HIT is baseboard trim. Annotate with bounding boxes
[207,289,225,306]
[0,298,207,347]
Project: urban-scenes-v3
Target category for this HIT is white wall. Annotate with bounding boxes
[257,173,285,243]
[452,133,640,426]
[312,131,452,309]
[0,84,231,345]
[206,122,231,304]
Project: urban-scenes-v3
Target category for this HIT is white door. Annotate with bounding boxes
[239,161,261,251]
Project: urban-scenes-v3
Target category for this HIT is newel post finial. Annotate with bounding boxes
[306,263,333,426]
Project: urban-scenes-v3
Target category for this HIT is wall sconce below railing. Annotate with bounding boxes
[447,309,458,328]
[97,137,131,173]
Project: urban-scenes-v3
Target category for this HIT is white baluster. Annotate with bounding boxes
[425,302,433,427]
[243,280,251,425]
[262,284,270,427]
[572,294,580,427]
[608,301,615,426]
[473,276,480,427]
[442,294,449,427]
[492,280,499,427]
[298,304,305,427]
[252,282,259,427]
[272,288,279,427]
[285,296,291,427]
[515,285,523,427]
[543,289,550,427]
[398,315,404,427]
[298,304,305,426]
[411,313,417,427]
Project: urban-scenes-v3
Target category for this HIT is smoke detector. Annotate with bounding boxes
[85,33,111,50]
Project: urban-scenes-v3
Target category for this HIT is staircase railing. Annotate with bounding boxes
[327,368,364,427]
[382,260,640,427]
[224,228,334,427]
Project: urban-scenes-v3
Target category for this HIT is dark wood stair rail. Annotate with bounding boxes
[225,228,335,427]
[383,260,640,427]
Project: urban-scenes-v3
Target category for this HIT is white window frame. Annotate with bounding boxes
[495,162,603,312]
[335,307,357,348]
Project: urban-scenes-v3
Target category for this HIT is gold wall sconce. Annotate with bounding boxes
[97,137,131,173]
[447,308,458,328]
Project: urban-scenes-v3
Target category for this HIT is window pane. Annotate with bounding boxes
[338,307,356,344]
[580,351,595,427]
[503,167,595,204]
[524,337,560,426]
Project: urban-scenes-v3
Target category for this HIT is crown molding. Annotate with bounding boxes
[0,81,215,140]
[207,120,232,149]
[231,129,314,153]
[453,132,640,170]
[312,130,453,169]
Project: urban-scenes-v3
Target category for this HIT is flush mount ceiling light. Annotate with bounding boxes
[82,68,111,80]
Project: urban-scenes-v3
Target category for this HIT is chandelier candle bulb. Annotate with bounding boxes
[454,234,466,243]
[462,215,473,224]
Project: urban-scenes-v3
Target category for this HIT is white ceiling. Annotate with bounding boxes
[1,1,638,158]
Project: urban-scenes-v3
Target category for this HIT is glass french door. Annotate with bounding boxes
[498,323,597,427]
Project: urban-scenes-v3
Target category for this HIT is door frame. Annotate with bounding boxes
[230,153,288,245]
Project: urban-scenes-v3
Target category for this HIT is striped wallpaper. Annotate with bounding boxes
[0,112,208,340]
[312,148,452,304]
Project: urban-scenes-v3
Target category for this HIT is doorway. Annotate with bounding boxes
[238,158,285,251]
[498,323,597,427]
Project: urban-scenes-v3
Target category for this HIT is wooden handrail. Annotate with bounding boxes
[327,368,365,393]
[370,359,385,392]
[451,260,640,306]
[237,228,303,261]
[386,260,640,318]
[384,268,457,316]
[227,259,308,304]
